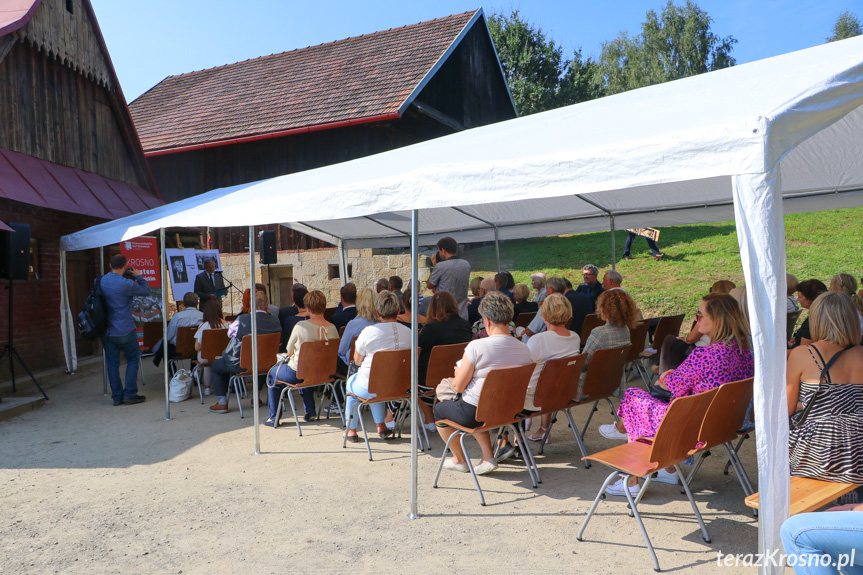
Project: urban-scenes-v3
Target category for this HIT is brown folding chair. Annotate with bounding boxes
[192,328,229,403]
[342,348,415,461]
[542,344,631,464]
[517,353,587,478]
[432,363,537,506]
[579,314,605,349]
[138,321,164,385]
[273,338,342,433]
[626,319,651,387]
[338,325,346,337]
[227,333,281,418]
[417,342,469,450]
[514,311,537,330]
[168,325,198,372]
[746,476,861,516]
[639,313,685,365]
[577,388,719,572]
[684,378,756,511]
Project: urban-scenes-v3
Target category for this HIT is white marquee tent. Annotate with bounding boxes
[61,34,863,573]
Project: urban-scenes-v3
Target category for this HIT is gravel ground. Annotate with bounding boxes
[0,363,766,574]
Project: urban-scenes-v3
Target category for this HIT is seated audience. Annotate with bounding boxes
[278,282,307,324]
[469,276,484,300]
[728,286,750,327]
[601,293,754,496]
[416,292,472,428]
[194,299,229,396]
[512,284,539,320]
[329,283,358,330]
[344,291,411,442]
[522,277,566,340]
[786,274,800,313]
[575,264,604,304]
[782,505,863,575]
[830,273,863,333]
[264,290,338,426]
[467,278,495,325]
[711,280,736,295]
[388,275,404,307]
[433,292,533,475]
[789,279,829,348]
[396,287,425,327]
[338,288,377,374]
[255,283,279,318]
[786,291,863,482]
[153,292,204,371]
[209,292,282,414]
[531,272,547,303]
[494,272,515,301]
[564,279,595,334]
[523,294,580,441]
[375,278,389,293]
[581,289,638,375]
[280,286,310,352]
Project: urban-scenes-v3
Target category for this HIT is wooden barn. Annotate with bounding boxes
[128,9,516,303]
[0,0,162,377]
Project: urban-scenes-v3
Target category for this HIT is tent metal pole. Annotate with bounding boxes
[409,209,419,520]
[337,240,347,287]
[160,228,170,421]
[100,247,107,396]
[610,214,617,270]
[59,249,75,374]
[250,225,261,455]
[493,226,501,273]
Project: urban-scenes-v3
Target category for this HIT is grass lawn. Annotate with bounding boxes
[462,206,863,329]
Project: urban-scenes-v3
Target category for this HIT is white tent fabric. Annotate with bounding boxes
[61,35,863,572]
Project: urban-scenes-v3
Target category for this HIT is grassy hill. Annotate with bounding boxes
[462,206,863,325]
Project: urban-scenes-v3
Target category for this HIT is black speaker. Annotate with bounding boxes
[0,222,31,280]
[258,230,277,264]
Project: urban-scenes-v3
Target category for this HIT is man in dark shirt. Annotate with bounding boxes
[193,258,225,303]
[564,284,594,335]
[100,254,150,406]
[575,264,603,307]
[209,291,282,414]
[329,283,357,330]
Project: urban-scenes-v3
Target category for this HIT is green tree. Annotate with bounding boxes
[488,10,602,115]
[595,1,736,96]
[827,10,862,42]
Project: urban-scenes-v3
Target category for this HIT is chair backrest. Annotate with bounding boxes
[627,319,650,360]
[651,314,685,351]
[175,325,198,357]
[424,342,469,390]
[649,388,719,468]
[199,328,229,364]
[142,322,163,351]
[324,307,338,321]
[474,363,536,427]
[367,348,414,401]
[696,378,754,448]
[579,314,606,346]
[338,325,346,337]
[533,353,588,412]
[514,311,537,330]
[296,338,341,385]
[787,309,803,341]
[238,332,281,375]
[581,344,632,400]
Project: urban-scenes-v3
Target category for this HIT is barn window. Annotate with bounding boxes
[327,264,352,280]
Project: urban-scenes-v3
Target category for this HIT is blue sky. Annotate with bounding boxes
[89,0,862,102]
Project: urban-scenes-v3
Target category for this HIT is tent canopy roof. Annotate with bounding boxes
[61,34,863,252]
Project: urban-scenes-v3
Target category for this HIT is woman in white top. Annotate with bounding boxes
[264,290,338,426]
[193,299,229,396]
[344,291,412,442]
[433,291,533,475]
[523,294,580,441]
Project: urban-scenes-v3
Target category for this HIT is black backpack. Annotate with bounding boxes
[77,275,107,339]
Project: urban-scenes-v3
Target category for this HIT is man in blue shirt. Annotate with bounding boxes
[100,254,150,406]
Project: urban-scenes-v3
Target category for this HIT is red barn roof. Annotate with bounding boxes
[130,10,482,154]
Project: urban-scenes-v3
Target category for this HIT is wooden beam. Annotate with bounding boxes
[411,100,466,132]
[0,36,18,66]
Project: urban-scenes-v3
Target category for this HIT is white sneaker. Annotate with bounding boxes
[443,458,469,473]
[203,387,211,396]
[599,423,629,440]
[474,460,499,475]
[385,420,395,430]
[606,478,640,497]
[423,422,437,432]
[652,468,679,485]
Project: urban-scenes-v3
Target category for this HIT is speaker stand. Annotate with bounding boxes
[0,280,49,401]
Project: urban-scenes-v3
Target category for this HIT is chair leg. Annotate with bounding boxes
[624,473,662,572]
[605,397,620,424]
[580,401,600,440]
[234,377,244,418]
[513,424,539,487]
[193,366,203,404]
[358,405,373,461]
[724,433,749,475]
[331,385,346,428]
[539,414,556,456]
[676,464,710,544]
[565,409,590,468]
[683,451,709,492]
[459,432,486,506]
[577,470,620,541]
[432,429,460,488]
[417,409,431,452]
[139,361,146,387]
[724,442,755,497]
[285,387,302,436]
[633,473,653,511]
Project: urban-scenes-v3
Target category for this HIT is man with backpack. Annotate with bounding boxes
[101,254,150,406]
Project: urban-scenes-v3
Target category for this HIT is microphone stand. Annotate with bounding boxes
[215,272,243,315]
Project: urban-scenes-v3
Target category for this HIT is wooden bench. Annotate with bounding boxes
[745,476,860,515]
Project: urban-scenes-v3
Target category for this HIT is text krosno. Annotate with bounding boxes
[717,549,857,568]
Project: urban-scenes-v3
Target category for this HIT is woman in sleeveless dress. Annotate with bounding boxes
[787,291,863,483]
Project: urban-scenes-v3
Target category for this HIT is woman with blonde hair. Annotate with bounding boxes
[787,291,863,482]
[830,273,863,333]
[264,290,338,426]
[512,283,539,319]
[531,272,548,303]
[601,293,754,496]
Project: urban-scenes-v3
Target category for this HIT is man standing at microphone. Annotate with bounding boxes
[194,258,225,303]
